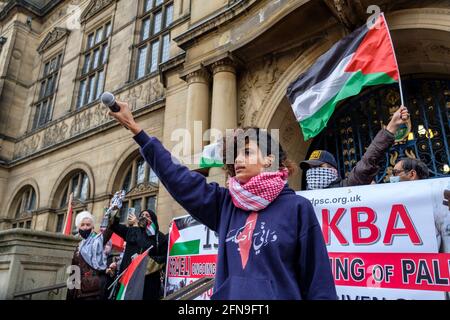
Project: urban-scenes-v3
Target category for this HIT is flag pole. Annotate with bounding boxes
[382,12,405,107]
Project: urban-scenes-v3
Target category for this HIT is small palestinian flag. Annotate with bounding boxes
[200,143,224,169]
[146,222,157,237]
[168,219,200,257]
[116,250,149,300]
[287,13,400,141]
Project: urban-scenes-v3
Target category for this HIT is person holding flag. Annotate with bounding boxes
[299,106,410,190]
[287,13,405,141]
[287,12,411,189]
[105,12,413,301]
[67,211,109,300]
[105,209,167,300]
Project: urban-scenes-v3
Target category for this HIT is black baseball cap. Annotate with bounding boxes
[300,150,338,170]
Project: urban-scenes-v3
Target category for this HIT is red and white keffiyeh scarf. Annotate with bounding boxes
[228,169,289,212]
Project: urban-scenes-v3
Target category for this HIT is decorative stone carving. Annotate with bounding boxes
[322,0,366,31]
[211,59,237,75]
[238,56,282,126]
[128,85,144,111]
[70,113,83,137]
[429,44,450,56]
[37,28,70,54]
[148,77,165,102]
[126,183,158,197]
[72,199,86,208]
[93,103,109,127]
[396,45,419,57]
[13,75,165,160]
[12,49,22,60]
[186,69,210,85]
[81,0,116,23]
[15,135,41,159]
[42,121,69,148]
[43,0,83,30]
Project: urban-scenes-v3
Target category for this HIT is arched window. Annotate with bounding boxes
[11,186,37,230]
[303,77,450,189]
[55,171,91,233]
[118,156,159,223]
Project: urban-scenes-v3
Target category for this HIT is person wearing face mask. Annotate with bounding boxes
[106,209,167,300]
[391,158,449,265]
[67,211,109,300]
[390,158,430,183]
[108,100,338,300]
[301,106,410,190]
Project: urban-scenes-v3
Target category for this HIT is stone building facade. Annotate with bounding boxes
[0,0,449,297]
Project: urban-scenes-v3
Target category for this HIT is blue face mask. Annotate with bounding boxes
[390,176,401,183]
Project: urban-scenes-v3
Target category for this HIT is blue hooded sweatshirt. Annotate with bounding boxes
[134,131,337,300]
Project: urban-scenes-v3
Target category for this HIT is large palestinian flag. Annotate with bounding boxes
[287,13,400,141]
[116,250,149,300]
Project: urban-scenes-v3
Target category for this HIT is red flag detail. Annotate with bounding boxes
[169,222,181,252]
[345,15,400,81]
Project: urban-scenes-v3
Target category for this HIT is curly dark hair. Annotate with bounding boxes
[222,127,298,178]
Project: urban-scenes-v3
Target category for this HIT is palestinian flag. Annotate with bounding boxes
[200,143,224,169]
[63,193,74,235]
[116,250,149,300]
[168,219,200,256]
[146,222,157,237]
[287,13,400,141]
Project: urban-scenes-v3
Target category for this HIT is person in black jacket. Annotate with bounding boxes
[107,209,168,300]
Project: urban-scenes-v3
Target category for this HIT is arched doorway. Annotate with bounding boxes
[302,77,450,189]
[243,7,450,190]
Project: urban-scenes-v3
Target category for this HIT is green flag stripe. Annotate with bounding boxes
[169,239,200,256]
[200,157,224,169]
[300,71,397,140]
[116,284,126,300]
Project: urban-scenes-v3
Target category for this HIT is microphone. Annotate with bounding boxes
[101,91,129,130]
[101,92,121,113]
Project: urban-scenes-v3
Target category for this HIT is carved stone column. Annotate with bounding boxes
[210,58,238,179]
[211,58,238,139]
[185,69,211,157]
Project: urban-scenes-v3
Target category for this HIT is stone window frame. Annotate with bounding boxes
[11,186,37,230]
[55,170,91,234]
[75,19,113,110]
[31,52,64,131]
[118,155,159,223]
[134,0,174,80]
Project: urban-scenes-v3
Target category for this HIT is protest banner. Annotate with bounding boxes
[164,215,219,300]
[164,178,450,300]
[298,177,450,300]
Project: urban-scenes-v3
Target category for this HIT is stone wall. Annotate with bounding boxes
[0,229,79,300]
